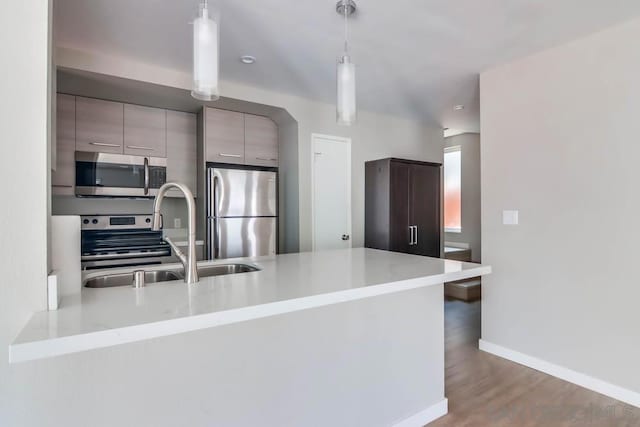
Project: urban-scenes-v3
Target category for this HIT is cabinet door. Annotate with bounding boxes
[124,104,167,157]
[389,161,411,253]
[409,163,441,257]
[75,97,124,154]
[205,108,244,164]
[52,94,76,195]
[245,114,278,167]
[166,110,197,198]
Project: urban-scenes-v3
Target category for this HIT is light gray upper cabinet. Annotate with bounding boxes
[166,110,197,198]
[52,94,76,195]
[75,97,124,154]
[124,104,167,157]
[244,114,278,167]
[205,107,245,164]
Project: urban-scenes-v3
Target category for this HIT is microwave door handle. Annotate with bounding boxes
[144,157,149,196]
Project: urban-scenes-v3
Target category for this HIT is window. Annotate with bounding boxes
[444,146,461,233]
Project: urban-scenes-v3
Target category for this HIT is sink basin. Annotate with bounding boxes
[84,263,260,288]
[192,263,260,278]
[84,270,183,288]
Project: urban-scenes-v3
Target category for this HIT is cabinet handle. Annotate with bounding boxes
[256,157,277,161]
[89,142,120,148]
[126,145,154,151]
[408,225,418,245]
[219,153,242,158]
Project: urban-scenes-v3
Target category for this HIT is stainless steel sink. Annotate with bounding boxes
[193,263,260,278]
[84,263,260,288]
[85,270,182,288]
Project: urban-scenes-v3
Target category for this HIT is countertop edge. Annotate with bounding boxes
[9,264,490,363]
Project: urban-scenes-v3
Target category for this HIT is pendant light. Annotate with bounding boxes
[336,0,356,126]
[192,0,220,101]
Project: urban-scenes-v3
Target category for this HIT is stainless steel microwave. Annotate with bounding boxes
[75,151,167,198]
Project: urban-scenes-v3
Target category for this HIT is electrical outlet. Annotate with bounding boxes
[174,218,181,229]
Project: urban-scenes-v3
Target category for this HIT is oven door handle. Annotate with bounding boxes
[81,249,170,261]
[144,157,150,196]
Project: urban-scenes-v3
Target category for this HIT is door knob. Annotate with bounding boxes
[341,234,350,241]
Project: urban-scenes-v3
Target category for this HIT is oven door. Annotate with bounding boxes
[75,151,167,197]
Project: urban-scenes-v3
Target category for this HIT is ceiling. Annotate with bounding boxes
[55,0,640,131]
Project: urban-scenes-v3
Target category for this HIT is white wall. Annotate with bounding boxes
[0,0,51,420]
[444,133,481,262]
[56,46,444,251]
[481,17,640,396]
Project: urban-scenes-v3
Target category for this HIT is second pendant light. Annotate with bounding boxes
[336,0,357,126]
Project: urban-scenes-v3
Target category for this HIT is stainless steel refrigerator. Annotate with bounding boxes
[206,166,277,259]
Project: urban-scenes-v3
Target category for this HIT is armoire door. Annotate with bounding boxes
[389,161,411,253]
[409,163,441,257]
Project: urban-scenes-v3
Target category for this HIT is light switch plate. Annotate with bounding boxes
[174,218,181,229]
[503,210,519,225]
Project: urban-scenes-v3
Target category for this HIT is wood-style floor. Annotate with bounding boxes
[430,299,640,427]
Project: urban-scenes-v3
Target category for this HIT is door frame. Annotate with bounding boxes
[310,133,352,251]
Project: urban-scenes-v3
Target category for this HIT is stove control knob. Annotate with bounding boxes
[145,218,151,223]
[83,219,89,225]
[92,219,98,225]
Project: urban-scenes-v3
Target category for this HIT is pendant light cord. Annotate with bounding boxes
[344,1,349,54]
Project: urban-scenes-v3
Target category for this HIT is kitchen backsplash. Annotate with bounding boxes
[51,196,189,229]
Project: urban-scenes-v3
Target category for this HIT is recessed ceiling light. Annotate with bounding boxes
[240,55,256,64]
[454,105,465,111]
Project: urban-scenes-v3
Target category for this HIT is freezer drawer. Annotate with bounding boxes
[209,217,276,259]
[208,168,277,217]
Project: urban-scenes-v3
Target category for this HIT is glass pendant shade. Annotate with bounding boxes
[192,3,219,101]
[337,54,356,125]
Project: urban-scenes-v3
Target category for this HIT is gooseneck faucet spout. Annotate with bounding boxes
[151,182,199,284]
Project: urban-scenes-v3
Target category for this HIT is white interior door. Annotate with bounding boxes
[311,134,351,251]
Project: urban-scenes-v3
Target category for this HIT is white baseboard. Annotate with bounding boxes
[393,399,448,427]
[479,339,640,408]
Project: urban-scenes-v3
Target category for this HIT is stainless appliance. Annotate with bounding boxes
[80,214,170,270]
[206,166,277,259]
[75,151,167,197]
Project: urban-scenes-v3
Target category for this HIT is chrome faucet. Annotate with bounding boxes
[151,182,199,284]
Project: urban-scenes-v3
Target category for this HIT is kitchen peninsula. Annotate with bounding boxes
[11,248,490,426]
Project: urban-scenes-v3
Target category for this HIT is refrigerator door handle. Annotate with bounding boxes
[212,174,220,259]
[214,217,220,259]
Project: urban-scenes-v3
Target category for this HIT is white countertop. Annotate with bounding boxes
[10,248,490,363]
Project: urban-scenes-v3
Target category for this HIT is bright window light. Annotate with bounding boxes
[444,147,461,233]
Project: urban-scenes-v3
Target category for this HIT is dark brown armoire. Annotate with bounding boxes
[365,158,442,257]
